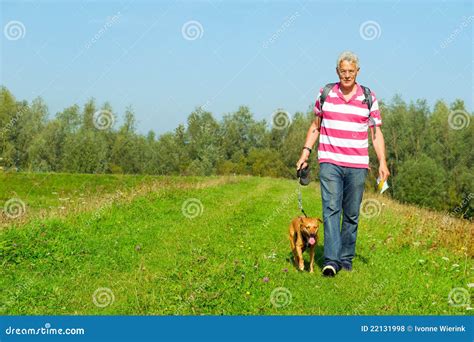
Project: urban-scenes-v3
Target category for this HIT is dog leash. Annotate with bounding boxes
[297,182,308,218]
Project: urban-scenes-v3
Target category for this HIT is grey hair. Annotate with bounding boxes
[336,51,359,70]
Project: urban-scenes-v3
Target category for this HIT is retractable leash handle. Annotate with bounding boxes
[296,162,306,173]
[296,164,310,218]
[297,165,310,186]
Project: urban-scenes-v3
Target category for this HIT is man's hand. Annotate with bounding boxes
[378,161,390,181]
[296,149,310,170]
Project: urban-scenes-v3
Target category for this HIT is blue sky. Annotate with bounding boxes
[1,0,472,136]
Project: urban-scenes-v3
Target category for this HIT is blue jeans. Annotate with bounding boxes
[319,162,368,271]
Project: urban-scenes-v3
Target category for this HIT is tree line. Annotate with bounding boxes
[0,86,472,218]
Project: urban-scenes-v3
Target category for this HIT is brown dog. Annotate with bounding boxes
[289,216,322,272]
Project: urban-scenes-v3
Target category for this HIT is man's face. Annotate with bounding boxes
[337,60,359,89]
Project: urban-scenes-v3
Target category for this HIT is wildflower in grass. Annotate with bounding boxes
[263,277,269,283]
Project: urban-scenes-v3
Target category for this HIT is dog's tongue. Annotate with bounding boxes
[308,237,316,245]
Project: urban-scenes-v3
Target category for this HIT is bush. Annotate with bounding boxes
[393,154,447,210]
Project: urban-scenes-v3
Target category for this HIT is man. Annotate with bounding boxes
[296,51,390,277]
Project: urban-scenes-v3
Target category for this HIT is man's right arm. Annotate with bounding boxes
[305,116,321,148]
[296,117,321,170]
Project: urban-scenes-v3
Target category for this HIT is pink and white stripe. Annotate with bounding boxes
[314,83,382,169]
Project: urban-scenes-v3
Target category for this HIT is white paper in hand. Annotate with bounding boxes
[376,177,389,194]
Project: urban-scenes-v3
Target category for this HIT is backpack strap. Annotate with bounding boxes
[360,85,377,138]
[317,83,336,131]
[360,85,376,126]
[360,85,373,111]
[319,83,337,113]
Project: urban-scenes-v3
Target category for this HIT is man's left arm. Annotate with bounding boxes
[370,126,390,181]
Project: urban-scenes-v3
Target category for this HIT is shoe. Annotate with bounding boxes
[341,261,352,271]
[322,264,337,277]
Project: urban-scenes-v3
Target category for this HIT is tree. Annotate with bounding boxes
[0,85,472,218]
[61,130,108,173]
[28,120,63,171]
[0,87,19,168]
[185,108,221,176]
[220,106,267,160]
[109,107,143,174]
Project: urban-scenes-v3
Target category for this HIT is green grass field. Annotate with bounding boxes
[1,173,472,315]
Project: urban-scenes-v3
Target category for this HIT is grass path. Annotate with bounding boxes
[1,174,472,315]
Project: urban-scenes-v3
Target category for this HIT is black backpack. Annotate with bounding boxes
[318,82,375,125]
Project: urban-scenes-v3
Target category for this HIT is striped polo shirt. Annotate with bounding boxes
[314,82,382,169]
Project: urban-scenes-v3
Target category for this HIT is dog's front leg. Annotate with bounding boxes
[296,240,304,271]
[289,231,300,268]
[309,245,315,273]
